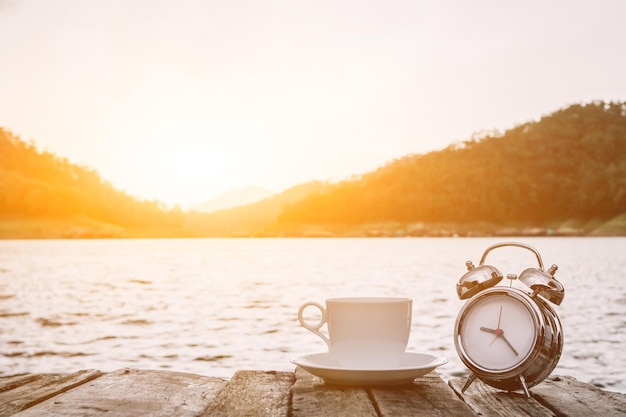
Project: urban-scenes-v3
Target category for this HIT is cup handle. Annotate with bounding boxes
[298,301,330,349]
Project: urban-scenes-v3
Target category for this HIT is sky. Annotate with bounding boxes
[1,1,625,209]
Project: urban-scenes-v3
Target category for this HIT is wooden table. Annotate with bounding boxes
[0,368,624,416]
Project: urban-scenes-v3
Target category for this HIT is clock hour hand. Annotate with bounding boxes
[480,326,497,334]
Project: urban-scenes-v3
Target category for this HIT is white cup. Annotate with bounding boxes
[298,297,412,369]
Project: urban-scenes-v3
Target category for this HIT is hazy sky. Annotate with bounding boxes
[1,1,625,208]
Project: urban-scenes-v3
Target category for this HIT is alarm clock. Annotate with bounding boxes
[453,242,564,397]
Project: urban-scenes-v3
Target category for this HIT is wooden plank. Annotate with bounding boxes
[372,372,477,417]
[0,375,42,394]
[2,369,622,417]
[0,369,102,416]
[201,370,294,417]
[449,377,556,417]
[531,376,626,417]
[13,368,227,417]
[291,367,378,417]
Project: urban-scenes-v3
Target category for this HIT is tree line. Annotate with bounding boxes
[1,101,625,237]
[0,129,183,230]
[276,101,626,228]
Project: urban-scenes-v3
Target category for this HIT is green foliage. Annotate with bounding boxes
[0,128,183,231]
[2,101,625,237]
[277,101,626,227]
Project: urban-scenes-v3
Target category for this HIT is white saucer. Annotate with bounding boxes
[291,352,447,386]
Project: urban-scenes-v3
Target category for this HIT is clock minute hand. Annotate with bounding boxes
[498,330,519,356]
[481,327,519,355]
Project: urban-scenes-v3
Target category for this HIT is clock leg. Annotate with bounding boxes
[461,372,477,393]
[519,374,531,398]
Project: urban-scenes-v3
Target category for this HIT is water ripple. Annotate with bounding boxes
[0,237,623,393]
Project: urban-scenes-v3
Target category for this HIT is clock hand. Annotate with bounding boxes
[486,306,503,346]
[495,303,518,355]
[484,307,519,354]
[481,327,503,346]
[485,327,519,355]
[498,330,519,356]
[496,305,503,334]
[488,305,505,346]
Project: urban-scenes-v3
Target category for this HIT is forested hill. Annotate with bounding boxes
[0,129,185,237]
[272,101,626,236]
[1,101,625,238]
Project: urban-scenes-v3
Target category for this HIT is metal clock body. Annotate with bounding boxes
[453,242,564,397]
[454,286,562,394]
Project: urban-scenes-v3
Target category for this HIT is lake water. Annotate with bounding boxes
[0,237,624,393]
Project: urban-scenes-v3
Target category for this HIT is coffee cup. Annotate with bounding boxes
[298,297,412,369]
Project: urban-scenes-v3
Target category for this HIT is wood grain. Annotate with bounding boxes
[291,366,378,417]
[373,373,476,416]
[531,375,626,417]
[201,370,294,417]
[0,368,622,416]
[449,377,557,417]
[13,368,226,417]
[0,369,101,416]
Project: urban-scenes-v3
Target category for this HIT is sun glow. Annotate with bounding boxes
[92,56,381,209]
[3,1,624,210]
[94,65,278,208]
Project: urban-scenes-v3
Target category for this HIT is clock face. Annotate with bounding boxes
[457,291,538,372]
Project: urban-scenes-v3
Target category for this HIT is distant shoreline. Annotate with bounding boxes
[1,216,624,239]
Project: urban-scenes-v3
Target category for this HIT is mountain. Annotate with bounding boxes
[184,181,328,236]
[1,101,625,238]
[272,101,626,236]
[191,186,275,213]
[0,128,187,238]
